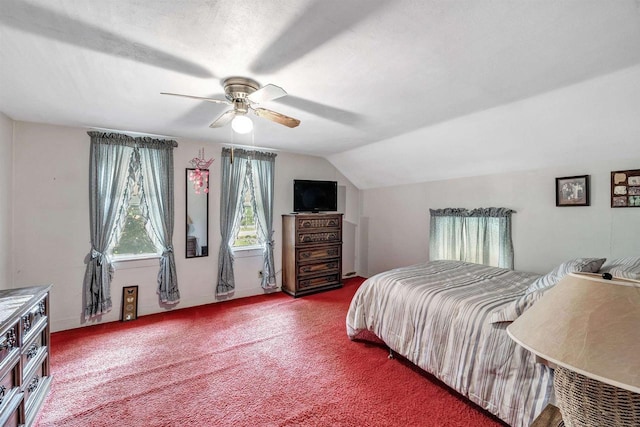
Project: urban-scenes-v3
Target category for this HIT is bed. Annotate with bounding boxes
[346,260,555,427]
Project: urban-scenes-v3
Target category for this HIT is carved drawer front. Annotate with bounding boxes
[0,382,21,427]
[296,245,341,262]
[297,230,341,244]
[23,357,47,410]
[21,332,46,382]
[21,297,47,345]
[0,402,20,427]
[297,216,341,230]
[297,260,340,277]
[0,362,21,427]
[298,274,340,290]
[0,363,19,399]
[0,323,18,367]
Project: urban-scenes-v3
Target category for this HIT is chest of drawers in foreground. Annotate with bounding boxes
[0,285,52,427]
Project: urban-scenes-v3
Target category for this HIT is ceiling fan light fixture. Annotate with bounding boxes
[231,115,253,134]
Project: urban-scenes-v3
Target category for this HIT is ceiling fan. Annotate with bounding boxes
[161,77,301,133]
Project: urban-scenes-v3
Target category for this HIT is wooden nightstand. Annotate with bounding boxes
[531,404,564,427]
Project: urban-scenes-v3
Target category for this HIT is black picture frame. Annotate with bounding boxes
[556,175,590,207]
[611,169,640,208]
[121,285,138,321]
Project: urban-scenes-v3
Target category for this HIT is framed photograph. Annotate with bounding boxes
[121,285,139,321]
[556,175,590,207]
[611,169,640,208]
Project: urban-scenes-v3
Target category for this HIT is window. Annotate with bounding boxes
[429,208,515,269]
[232,175,260,248]
[84,132,179,318]
[111,183,159,258]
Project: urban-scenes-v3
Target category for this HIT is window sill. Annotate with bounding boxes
[232,246,263,258]
[112,254,161,270]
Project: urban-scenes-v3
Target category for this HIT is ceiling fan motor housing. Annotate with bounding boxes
[223,77,260,101]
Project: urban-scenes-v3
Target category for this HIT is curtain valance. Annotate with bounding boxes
[221,147,277,160]
[87,131,178,149]
[429,207,516,218]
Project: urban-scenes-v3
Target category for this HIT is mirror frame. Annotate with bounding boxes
[185,168,209,258]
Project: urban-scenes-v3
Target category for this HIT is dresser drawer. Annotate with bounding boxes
[296,229,341,245]
[21,329,47,383]
[0,358,19,391]
[297,260,340,277]
[296,245,341,262]
[0,323,18,368]
[297,215,341,230]
[0,387,22,427]
[298,273,341,290]
[21,297,47,345]
[23,354,50,412]
[0,357,21,427]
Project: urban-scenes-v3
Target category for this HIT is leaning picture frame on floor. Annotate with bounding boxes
[121,285,139,321]
[556,175,590,207]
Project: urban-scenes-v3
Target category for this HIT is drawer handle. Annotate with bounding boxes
[22,315,31,333]
[27,376,40,393]
[0,329,16,351]
[37,300,46,317]
[27,343,40,360]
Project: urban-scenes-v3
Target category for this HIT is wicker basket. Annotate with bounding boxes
[555,366,640,427]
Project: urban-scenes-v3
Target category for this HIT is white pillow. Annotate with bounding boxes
[525,258,606,294]
[599,257,640,280]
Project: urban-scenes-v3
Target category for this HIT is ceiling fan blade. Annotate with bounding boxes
[161,92,230,105]
[247,84,287,104]
[209,110,236,128]
[253,108,300,128]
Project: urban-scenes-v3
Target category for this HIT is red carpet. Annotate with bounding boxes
[36,278,505,426]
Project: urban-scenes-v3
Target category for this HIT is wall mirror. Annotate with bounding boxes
[186,168,209,258]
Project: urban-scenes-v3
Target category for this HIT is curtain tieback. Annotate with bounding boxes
[90,248,106,264]
[266,231,275,248]
[162,246,174,256]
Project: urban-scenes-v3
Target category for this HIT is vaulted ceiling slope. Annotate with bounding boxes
[1,1,639,189]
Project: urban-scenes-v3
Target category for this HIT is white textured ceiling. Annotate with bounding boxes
[1,1,640,188]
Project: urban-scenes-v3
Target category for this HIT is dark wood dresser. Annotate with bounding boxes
[282,213,343,297]
[0,285,52,427]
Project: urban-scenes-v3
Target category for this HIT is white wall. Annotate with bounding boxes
[360,159,640,277]
[0,113,13,289]
[12,122,360,331]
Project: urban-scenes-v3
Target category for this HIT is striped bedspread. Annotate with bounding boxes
[346,260,554,427]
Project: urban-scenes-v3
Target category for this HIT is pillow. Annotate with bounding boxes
[490,289,545,324]
[599,257,640,280]
[524,257,606,295]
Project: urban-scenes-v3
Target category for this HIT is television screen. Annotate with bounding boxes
[293,180,338,212]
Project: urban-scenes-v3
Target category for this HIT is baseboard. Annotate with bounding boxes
[51,286,282,332]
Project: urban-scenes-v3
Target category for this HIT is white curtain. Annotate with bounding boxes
[217,148,250,296]
[429,208,515,269]
[249,151,277,289]
[83,132,134,318]
[137,138,180,303]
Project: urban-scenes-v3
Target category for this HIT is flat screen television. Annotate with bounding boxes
[293,180,338,212]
